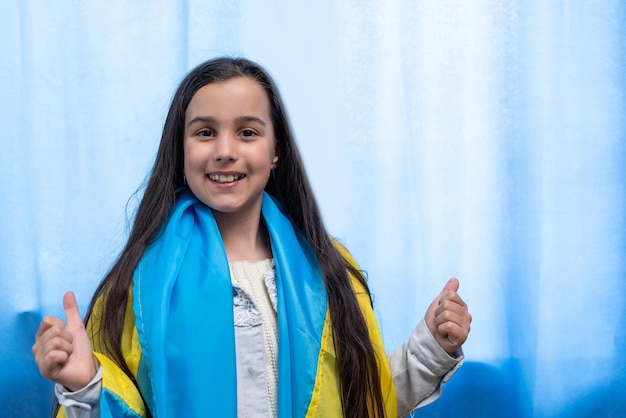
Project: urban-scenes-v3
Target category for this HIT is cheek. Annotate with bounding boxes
[183,144,205,171]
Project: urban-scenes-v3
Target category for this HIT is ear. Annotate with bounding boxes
[272,143,280,165]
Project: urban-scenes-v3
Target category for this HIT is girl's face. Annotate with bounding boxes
[183,77,278,221]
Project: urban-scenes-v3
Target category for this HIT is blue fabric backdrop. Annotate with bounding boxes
[1,1,625,417]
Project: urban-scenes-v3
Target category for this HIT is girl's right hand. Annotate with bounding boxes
[32,291,97,392]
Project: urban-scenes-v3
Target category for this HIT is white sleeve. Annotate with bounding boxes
[54,365,103,418]
[388,318,464,418]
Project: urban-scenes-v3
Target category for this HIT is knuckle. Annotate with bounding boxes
[49,337,64,350]
[42,316,58,327]
[439,310,453,322]
[437,322,451,334]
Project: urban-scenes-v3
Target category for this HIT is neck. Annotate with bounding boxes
[213,210,272,262]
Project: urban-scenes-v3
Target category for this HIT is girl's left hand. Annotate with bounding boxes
[424,278,472,355]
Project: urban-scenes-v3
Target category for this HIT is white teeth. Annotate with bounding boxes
[209,174,243,183]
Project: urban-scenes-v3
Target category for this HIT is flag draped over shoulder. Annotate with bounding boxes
[60,189,396,417]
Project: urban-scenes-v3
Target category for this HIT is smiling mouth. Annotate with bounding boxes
[208,173,246,183]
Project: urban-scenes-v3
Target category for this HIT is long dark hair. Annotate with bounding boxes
[83,57,386,417]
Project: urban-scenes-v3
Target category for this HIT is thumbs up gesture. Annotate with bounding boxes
[424,278,472,355]
[32,292,97,391]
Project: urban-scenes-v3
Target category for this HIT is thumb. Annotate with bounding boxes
[63,291,84,328]
[441,278,459,294]
[56,291,96,391]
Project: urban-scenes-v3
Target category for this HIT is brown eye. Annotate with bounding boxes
[198,129,215,137]
[241,129,256,137]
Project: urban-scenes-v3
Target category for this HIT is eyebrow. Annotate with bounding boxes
[186,115,267,129]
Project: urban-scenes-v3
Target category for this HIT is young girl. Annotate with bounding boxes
[33,57,471,418]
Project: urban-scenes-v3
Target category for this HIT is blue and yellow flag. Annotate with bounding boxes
[60,190,396,417]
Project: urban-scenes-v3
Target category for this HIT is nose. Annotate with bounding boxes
[214,133,237,162]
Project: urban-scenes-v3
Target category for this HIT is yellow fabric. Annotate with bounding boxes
[59,244,395,418]
[306,243,398,417]
[87,288,142,377]
[58,289,146,417]
[305,310,342,416]
[352,276,398,418]
[93,353,146,416]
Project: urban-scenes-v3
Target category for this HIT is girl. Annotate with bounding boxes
[33,57,471,418]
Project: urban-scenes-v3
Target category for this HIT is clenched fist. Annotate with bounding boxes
[424,278,472,354]
[32,291,97,392]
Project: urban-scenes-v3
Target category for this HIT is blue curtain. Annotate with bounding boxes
[1,1,624,417]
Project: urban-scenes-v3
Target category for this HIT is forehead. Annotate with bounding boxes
[185,77,271,121]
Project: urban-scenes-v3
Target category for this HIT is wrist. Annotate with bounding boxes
[63,355,99,392]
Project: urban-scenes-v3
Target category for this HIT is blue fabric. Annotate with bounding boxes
[100,389,144,418]
[132,189,326,417]
[262,192,328,417]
